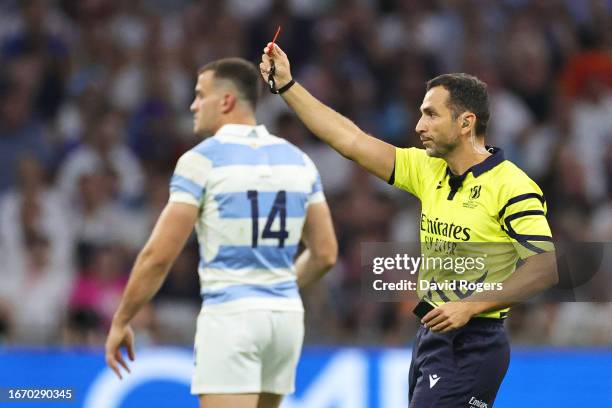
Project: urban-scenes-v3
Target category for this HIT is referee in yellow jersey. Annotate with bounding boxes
[260,43,558,407]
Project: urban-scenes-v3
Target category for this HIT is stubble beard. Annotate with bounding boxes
[424,136,459,158]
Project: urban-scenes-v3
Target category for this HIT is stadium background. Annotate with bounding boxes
[0,0,610,407]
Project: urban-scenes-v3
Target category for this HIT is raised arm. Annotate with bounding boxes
[260,43,396,181]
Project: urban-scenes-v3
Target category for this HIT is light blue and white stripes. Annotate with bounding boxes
[201,280,299,306]
[168,125,324,311]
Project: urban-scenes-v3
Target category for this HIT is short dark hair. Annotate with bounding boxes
[198,58,261,111]
[426,73,490,136]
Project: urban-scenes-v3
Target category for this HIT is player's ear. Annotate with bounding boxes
[220,93,236,114]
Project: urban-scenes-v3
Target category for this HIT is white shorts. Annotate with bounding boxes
[191,309,304,395]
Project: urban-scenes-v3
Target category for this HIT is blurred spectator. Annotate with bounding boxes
[0,154,73,345]
[0,81,53,191]
[563,25,612,203]
[69,171,145,268]
[0,154,73,275]
[68,246,128,333]
[0,234,71,344]
[502,7,555,122]
[57,108,144,204]
[377,53,429,145]
[470,62,535,166]
[1,0,70,120]
[63,308,103,346]
[512,97,569,181]
[550,302,612,345]
[127,61,188,171]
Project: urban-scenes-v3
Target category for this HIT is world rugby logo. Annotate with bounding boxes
[469,185,481,200]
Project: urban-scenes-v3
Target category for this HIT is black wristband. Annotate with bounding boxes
[267,62,295,94]
[276,79,295,94]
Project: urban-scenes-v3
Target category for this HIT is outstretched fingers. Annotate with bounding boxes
[126,337,135,361]
[115,349,131,374]
[106,351,123,379]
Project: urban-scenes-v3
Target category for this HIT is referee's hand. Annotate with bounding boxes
[422,302,476,333]
[260,43,293,89]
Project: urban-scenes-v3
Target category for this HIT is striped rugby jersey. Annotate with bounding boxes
[169,124,324,313]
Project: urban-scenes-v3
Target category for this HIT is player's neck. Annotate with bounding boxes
[217,111,257,130]
[445,142,491,176]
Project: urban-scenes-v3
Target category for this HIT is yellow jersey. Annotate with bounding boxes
[391,147,553,318]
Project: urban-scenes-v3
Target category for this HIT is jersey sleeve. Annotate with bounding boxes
[168,150,212,207]
[303,153,325,205]
[393,147,428,199]
[498,178,554,259]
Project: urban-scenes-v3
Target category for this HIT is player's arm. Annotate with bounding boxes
[105,202,198,378]
[112,202,197,325]
[260,44,396,181]
[295,201,338,288]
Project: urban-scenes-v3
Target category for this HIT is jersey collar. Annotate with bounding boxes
[446,146,505,179]
[216,124,270,138]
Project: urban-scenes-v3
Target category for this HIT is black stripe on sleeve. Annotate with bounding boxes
[504,210,547,224]
[503,210,553,254]
[516,240,547,254]
[498,193,546,220]
[503,225,549,254]
[504,210,553,241]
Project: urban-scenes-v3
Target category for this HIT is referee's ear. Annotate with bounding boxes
[458,112,476,135]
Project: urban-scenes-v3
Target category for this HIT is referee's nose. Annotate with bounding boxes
[415,116,427,134]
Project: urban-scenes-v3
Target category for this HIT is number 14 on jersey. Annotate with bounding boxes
[247,190,289,248]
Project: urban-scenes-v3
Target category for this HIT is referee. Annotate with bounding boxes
[260,44,557,407]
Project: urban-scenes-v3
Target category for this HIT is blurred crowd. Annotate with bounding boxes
[0,0,610,348]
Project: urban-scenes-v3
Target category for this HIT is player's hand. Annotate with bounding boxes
[105,323,135,379]
[422,302,476,333]
[260,43,292,89]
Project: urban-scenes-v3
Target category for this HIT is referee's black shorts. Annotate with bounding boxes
[408,317,510,408]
